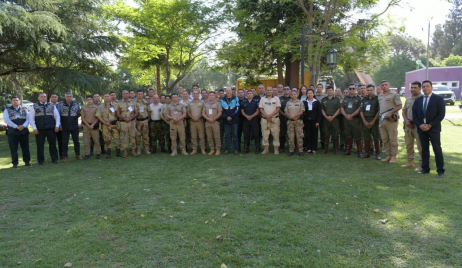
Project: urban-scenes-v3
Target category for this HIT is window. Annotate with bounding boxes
[452,82,459,88]
[442,82,448,86]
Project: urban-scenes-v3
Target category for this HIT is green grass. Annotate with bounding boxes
[0,120,461,267]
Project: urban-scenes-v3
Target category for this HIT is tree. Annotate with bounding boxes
[373,55,415,87]
[388,34,426,60]
[442,54,462,66]
[107,0,224,93]
[431,0,462,59]
[0,0,120,97]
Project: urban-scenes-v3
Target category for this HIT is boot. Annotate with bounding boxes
[344,140,352,155]
[333,139,340,155]
[374,142,381,160]
[116,149,122,157]
[356,140,364,158]
[151,146,157,154]
[132,149,138,157]
[182,149,189,156]
[255,138,261,154]
[244,138,250,154]
[170,150,177,156]
[208,150,215,156]
[101,147,107,155]
[90,145,94,156]
[261,145,269,155]
[401,160,414,167]
[322,139,329,154]
[381,155,391,162]
[389,155,397,163]
[320,141,325,149]
[215,149,221,156]
[122,150,128,158]
[279,137,285,153]
[160,146,166,153]
[274,147,279,155]
[190,149,197,155]
[106,149,112,159]
[145,147,151,155]
[362,141,371,158]
[136,146,141,156]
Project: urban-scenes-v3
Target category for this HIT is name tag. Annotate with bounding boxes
[140,108,144,113]
[366,105,371,111]
[267,102,271,106]
[110,107,115,113]
[174,109,178,115]
[348,102,353,109]
[128,106,133,112]
[209,108,213,115]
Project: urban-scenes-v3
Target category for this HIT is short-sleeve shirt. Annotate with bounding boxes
[361,95,380,118]
[96,102,118,122]
[136,99,151,119]
[188,100,205,118]
[241,98,259,116]
[81,105,98,124]
[321,96,341,115]
[167,102,186,119]
[149,103,163,121]
[203,101,222,118]
[285,100,305,116]
[378,91,402,114]
[160,104,170,121]
[279,96,292,114]
[117,99,137,118]
[403,94,421,121]
[259,96,281,117]
[342,96,362,114]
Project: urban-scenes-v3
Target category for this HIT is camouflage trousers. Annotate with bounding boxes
[287,120,304,152]
[162,121,171,150]
[136,119,150,149]
[149,120,165,149]
[102,124,120,150]
[119,120,136,150]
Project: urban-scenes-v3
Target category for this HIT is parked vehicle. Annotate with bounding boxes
[431,86,456,105]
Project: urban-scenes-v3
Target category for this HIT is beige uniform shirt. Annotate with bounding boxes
[149,103,163,121]
[285,100,305,116]
[117,99,137,118]
[82,106,98,124]
[378,91,402,114]
[136,99,150,119]
[259,96,281,117]
[161,104,170,121]
[96,102,118,122]
[167,102,186,119]
[188,100,205,118]
[403,94,422,121]
[203,101,222,118]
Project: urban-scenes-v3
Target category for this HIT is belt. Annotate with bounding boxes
[289,119,301,122]
[151,119,162,122]
[263,116,279,119]
[137,117,149,121]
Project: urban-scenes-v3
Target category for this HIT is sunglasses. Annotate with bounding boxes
[348,88,355,90]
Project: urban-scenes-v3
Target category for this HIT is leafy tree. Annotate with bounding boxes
[442,54,462,66]
[373,55,415,87]
[431,0,462,59]
[388,34,426,60]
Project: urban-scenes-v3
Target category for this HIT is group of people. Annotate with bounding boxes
[3,80,446,177]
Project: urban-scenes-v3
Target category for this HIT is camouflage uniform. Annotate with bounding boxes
[135,99,151,152]
[149,103,164,151]
[160,105,172,151]
[116,99,137,151]
[285,100,305,153]
[96,102,120,150]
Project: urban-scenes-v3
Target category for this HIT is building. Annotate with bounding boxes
[404,66,462,100]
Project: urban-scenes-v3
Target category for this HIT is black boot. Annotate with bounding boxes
[106,149,112,159]
[244,138,250,154]
[255,138,261,154]
[116,149,122,157]
[90,145,94,156]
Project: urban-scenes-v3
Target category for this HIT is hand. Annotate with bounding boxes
[366,122,372,129]
[54,127,59,133]
[227,116,232,121]
[420,124,430,131]
[315,123,319,128]
[384,112,392,119]
[34,129,39,135]
[405,120,414,129]
[347,115,353,121]
[106,122,111,126]
[17,125,24,131]
[59,126,63,131]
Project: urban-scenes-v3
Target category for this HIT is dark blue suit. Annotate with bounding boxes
[412,93,445,174]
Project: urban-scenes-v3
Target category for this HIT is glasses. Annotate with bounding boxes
[348,88,355,90]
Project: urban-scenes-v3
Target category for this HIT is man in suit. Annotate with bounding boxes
[412,80,446,178]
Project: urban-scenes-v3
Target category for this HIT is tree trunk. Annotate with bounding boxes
[289,60,300,89]
[277,58,284,84]
[285,55,292,87]
[165,47,171,93]
[156,65,161,95]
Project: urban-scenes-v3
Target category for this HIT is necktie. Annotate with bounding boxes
[423,96,428,116]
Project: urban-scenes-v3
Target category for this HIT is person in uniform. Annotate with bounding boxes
[58,92,81,162]
[110,91,119,103]
[166,93,188,156]
[241,90,260,154]
[320,86,341,155]
[402,81,423,170]
[378,80,402,163]
[96,93,121,158]
[303,89,322,154]
[360,84,381,159]
[4,96,31,168]
[202,91,222,155]
[180,91,192,151]
[285,91,305,156]
[160,94,166,105]
[237,89,246,152]
[29,93,60,165]
[147,88,155,104]
[90,93,106,155]
[129,90,136,101]
[278,85,292,153]
[187,90,206,155]
[81,96,101,159]
[259,86,281,154]
[49,93,63,159]
[201,90,209,103]
[135,90,151,155]
[116,90,139,157]
[335,88,343,100]
[149,94,164,153]
[221,87,240,155]
[341,84,363,157]
[160,95,172,153]
[315,84,327,150]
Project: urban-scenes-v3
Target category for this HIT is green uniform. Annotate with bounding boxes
[321,96,341,139]
[342,96,362,141]
[279,95,292,138]
[160,104,171,151]
[360,95,380,141]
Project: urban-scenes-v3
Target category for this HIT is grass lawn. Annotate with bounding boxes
[0,116,461,267]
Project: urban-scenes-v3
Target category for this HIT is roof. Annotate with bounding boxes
[406,66,462,75]
[354,70,375,85]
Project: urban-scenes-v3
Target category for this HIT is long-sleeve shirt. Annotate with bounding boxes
[28,102,60,130]
[3,106,29,128]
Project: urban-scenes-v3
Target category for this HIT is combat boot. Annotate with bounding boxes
[344,140,352,155]
[381,155,391,162]
[136,146,141,156]
[116,149,122,157]
[106,149,112,159]
[208,150,215,156]
[333,139,340,155]
[132,149,138,157]
[274,147,279,155]
[190,149,197,155]
[255,138,261,154]
[215,149,221,156]
[279,137,286,153]
[145,147,151,155]
[401,160,415,168]
[201,149,206,155]
[374,141,381,160]
[122,150,128,158]
[389,155,397,163]
[362,141,371,158]
[261,145,269,155]
[322,139,329,154]
[356,140,364,158]
[182,149,189,156]
[170,150,177,156]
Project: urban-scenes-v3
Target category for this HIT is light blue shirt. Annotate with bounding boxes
[3,106,29,128]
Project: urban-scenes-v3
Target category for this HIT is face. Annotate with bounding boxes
[192,86,199,92]
[232,89,236,96]
[50,94,58,104]
[110,93,117,100]
[38,94,47,103]
[137,91,144,100]
[182,92,189,100]
[307,90,314,99]
[272,88,278,96]
[367,87,375,97]
[148,90,154,97]
[65,94,73,103]
[193,91,200,100]
[327,88,334,96]
[122,91,129,100]
[258,85,265,94]
[361,86,367,95]
[376,87,383,95]
[251,88,256,94]
[291,91,298,100]
[209,93,216,102]
[160,95,166,103]
[316,85,323,94]
[93,94,100,103]
[357,87,362,95]
[165,97,171,104]
[343,90,349,97]
[410,84,421,96]
[266,87,272,97]
[238,90,245,98]
[301,88,307,95]
[129,91,135,99]
[201,91,208,100]
[278,84,284,94]
[225,88,232,97]
[348,85,356,97]
[178,87,184,94]
[335,88,341,96]
[86,98,93,105]
[103,94,111,103]
[153,95,159,104]
[247,91,254,99]
[219,91,224,98]
[11,98,20,107]
[381,81,390,91]
[284,86,291,95]
[422,82,432,95]
[172,94,179,103]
